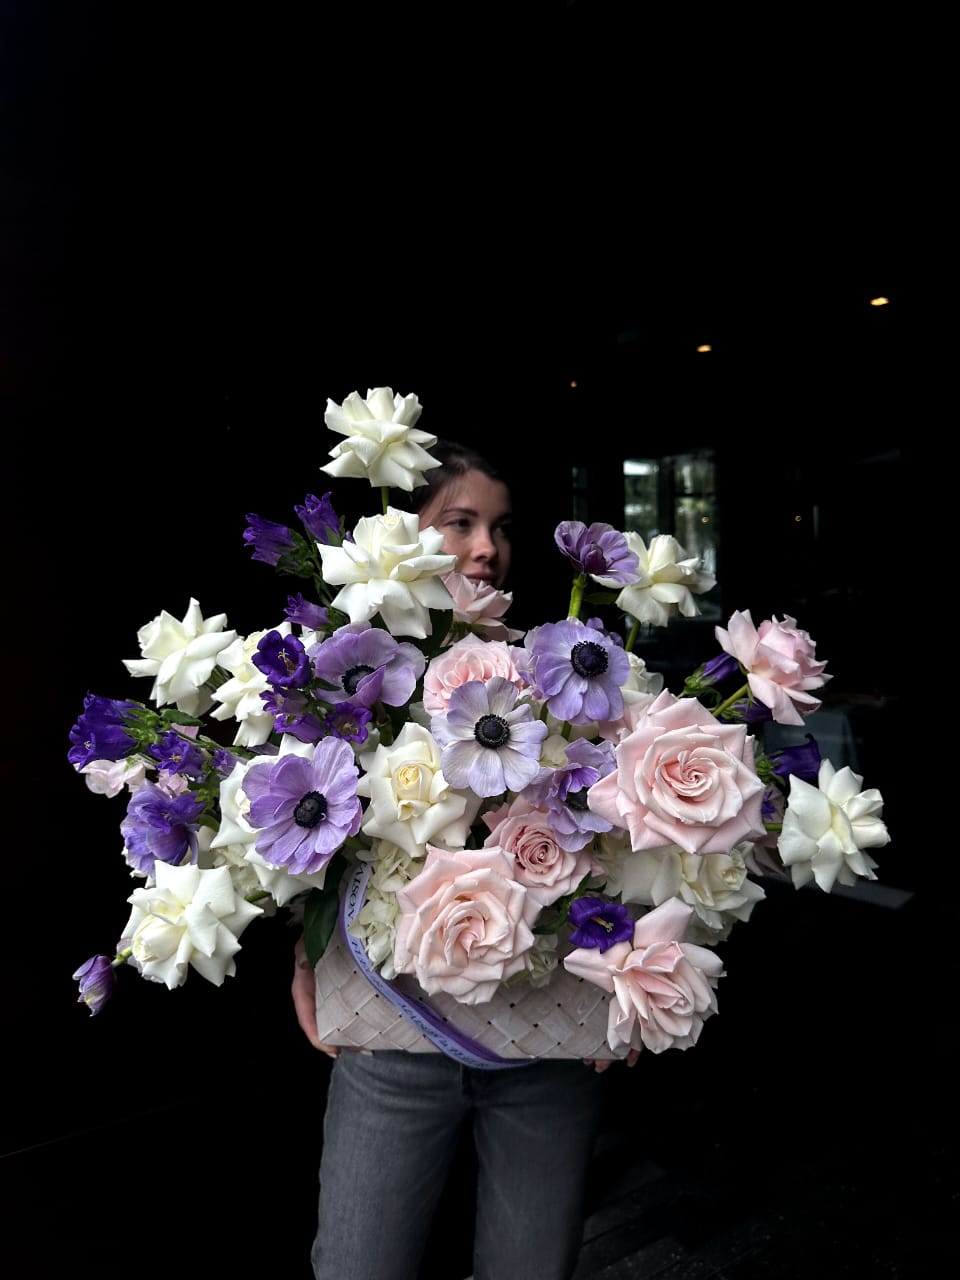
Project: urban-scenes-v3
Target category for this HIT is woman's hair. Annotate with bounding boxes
[404,438,508,513]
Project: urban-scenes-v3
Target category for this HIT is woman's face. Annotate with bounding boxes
[418,469,512,589]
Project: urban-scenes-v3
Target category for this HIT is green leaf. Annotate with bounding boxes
[302,854,348,966]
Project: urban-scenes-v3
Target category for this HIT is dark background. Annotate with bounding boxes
[2,4,941,1277]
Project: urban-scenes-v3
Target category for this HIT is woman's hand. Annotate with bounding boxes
[583,1050,641,1073]
[292,934,340,1058]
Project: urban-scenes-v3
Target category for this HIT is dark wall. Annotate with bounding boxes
[3,12,921,1269]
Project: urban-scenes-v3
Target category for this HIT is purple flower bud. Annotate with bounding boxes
[148,731,206,779]
[701,652,740,684]
[770,734,822,785]
[68,694,139,769]
[243,513,295,566]
[324,702,373,744]
[73,955,117,1016]
[285,593,328,630]
[212,748,240,776]
[295,492,340,544]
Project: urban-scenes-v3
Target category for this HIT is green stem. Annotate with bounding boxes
[712,683,750,719]
[624,618,640,653]
[381,485,390,515]
[111,948,132,968]
[568,574,587,620]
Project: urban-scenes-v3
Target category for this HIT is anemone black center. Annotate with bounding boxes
[570,640,607,678]
[474,713,510,749]
[566,787,590,812]
[295,790,327,827]
[343,664,375,695]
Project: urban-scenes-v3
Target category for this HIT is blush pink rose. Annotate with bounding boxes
[563,897,724,1053]
[715,609,831,726]
[482,797,598,911]
[586,689,765,855]
[422,633,526,718]
[441,572,525,642]
[393,844,534,1004]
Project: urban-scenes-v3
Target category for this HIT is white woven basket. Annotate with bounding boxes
[313,929,625,1060]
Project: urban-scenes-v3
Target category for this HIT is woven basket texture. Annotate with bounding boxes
[313,930,626,1060]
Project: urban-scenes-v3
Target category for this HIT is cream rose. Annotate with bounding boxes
[610,843,766,943]
[356,721,481,858]
[393,844,535,1004]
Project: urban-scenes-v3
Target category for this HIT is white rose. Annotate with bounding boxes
[778,761,889,892]
[123,598,237,715]
[609,533,716,628]
[320,387,440,491]
[120,862,263,989]
[318,507,456,638]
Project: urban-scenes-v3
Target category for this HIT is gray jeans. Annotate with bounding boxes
[311,1050,607,1280]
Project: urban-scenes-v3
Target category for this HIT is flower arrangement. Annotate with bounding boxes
[69,386,891,1060]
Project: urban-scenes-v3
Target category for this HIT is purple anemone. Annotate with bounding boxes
[522,737,616,851]
[554,521,639,583]
[243,738,362,875]
[308,622,425,709]
[523,618,631,725]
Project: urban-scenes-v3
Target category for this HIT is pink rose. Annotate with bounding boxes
[482,797,598,910]
[441,571,525,642]
[715,609,831,726]
[587,689,765,854]
[393,844,534,1004]
[422,633,526,718]
[563,897,724,1053]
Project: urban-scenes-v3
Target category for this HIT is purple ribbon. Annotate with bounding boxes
[339,861,532,1070]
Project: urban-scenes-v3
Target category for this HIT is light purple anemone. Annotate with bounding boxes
[523,618,631,725]
[243,737,362,875]
[308,622,426,708]
[522,736,617,851]
[431,676,549,798]
[554,520,639,583]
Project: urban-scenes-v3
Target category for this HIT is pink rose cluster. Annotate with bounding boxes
[393,798,598,1005]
